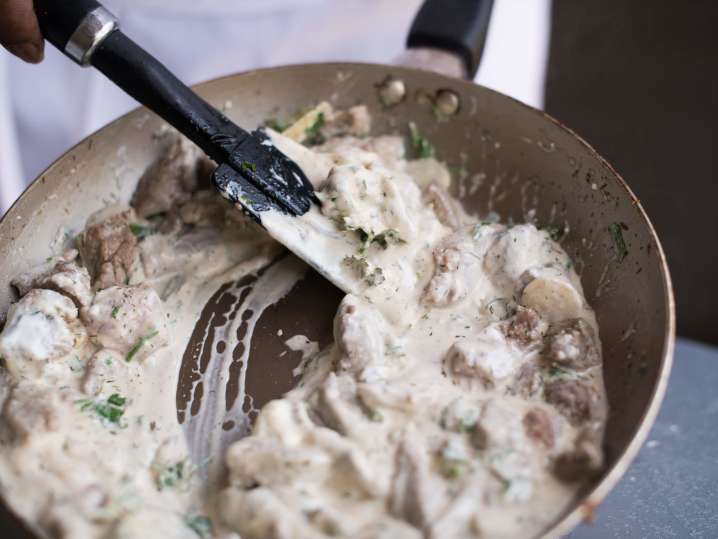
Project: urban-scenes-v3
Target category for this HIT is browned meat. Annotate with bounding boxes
[313,374,361,437]
[82,349,130,396]
[423,232,482,307]
[11,251,92,308]
[333,295,385,375]
[423,183,460,229]
[508,361,543,398]
[3,383,61,443]
[82,285,167,362]
[389,429,443,529]
[322,105,371,139]
[544,318,600,370]
[544,379,604,426]
[443,341,495,390]
[504,306,546,348]
[131,136,201,218]
[553,429,604,482]
[522,407,555,449]
[41,486,106,539]
[77,210,141,290]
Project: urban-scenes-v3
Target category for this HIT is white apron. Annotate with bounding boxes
[0,0,550,213]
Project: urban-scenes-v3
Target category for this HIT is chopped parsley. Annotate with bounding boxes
[125,330,159,362]
[263,118,289,132]
[344,223,403,255]
[129,223,154,240]
[342,255,385,286]
[153,458,200,491]
[185,515,213,538]
[367,409,384,422]
[111,306,120,319]
[77,393,127,426]
[240,161,257,173]
[609,222,628,262]
[304,112,326,146]
[541,224,566,242]
[372,229,403,249]
[545,364,587,381]
[364,266,385,286]
[486,297,516,321]
[408,122,435,159]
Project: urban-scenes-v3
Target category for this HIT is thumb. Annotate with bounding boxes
[0,0,44,63]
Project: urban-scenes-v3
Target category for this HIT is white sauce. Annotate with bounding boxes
[0,108,608,539]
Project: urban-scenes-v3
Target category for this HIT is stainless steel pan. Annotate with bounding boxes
[0,2,674,537]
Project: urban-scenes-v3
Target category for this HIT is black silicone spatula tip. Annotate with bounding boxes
[213,129,318,222]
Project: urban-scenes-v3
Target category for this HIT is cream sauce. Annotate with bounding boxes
[0,107,608,539]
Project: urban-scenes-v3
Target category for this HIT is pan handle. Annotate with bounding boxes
[33,0,247,164]
[406,0,495,79]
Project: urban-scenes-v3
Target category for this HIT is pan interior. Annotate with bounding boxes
[0,63,672,537]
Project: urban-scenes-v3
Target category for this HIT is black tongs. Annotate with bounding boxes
[34,0,317,222]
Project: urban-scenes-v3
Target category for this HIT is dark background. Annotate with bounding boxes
[545,0,718,344]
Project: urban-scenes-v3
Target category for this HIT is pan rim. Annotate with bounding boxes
[0,61,676,538]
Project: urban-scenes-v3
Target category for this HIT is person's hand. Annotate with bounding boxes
[0,0,44,63]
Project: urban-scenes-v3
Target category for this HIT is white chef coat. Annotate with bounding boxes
[0,0,551,214]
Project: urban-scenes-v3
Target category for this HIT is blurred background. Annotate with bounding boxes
[2,0,714,346]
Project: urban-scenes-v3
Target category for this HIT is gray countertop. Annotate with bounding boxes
[569,338,718,538]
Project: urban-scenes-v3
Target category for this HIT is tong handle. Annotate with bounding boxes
[33,0,245,164]
[408,0,495,78]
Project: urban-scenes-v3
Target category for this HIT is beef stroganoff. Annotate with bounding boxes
[0,105,607,539]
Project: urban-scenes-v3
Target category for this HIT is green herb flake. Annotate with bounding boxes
[155,459,191,491]
[372,228,404,249]
[367,409,384,422]
[365,266,385,286]
[263,118,288,132]
[304,112,326,146]
[240,161,257,173]
[408,122,435,159]
[541,224,565,242]
[185,515,213,539]
[129,223,154,240]
[441,458,471,479]
[111,306,120,319]
[609,222,628,262]
[125,330,159,362]
[77,393,128,426]
[545,364,587,382]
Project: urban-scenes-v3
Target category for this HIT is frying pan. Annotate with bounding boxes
[0,0,674,537]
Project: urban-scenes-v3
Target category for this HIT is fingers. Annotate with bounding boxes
[0,0,44,63]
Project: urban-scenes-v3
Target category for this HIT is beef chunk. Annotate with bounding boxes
[423,183,460,229]
[41,486,107,539]
[0,289,79,377]
[545,318,600,370]
[323,105,371,138]
[553,429,604,482]
[82,349,131,396]
[11,250,92,308]
[3,382,61,443]
[444,328,521,391]
[333,295,385,375]
[544,379,604,426]
[522,407,555,449]
[83,285,167,362]
[77,209,141,290]
[131,136,201,218]
[508,361,544,398]
[389,429,442,529]
[423,232,482,307]
[504,306,546,348]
